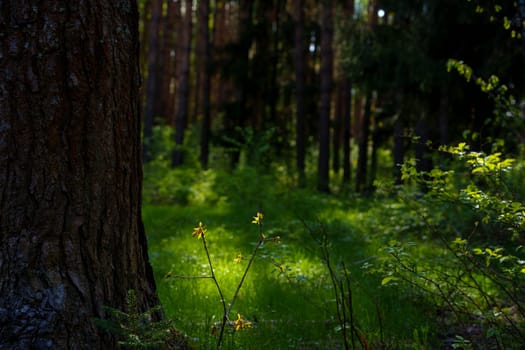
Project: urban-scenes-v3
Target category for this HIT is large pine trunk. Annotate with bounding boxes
[0,1,158,348]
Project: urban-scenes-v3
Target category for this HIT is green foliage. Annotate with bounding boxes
[221,126,277,169]
[379,141,525,348]
[96,290,180,349]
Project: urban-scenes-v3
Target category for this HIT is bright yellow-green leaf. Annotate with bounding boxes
[453,237,467,245]
[504,17,511,30]
[381,276,398,286]
[473,248,483,255]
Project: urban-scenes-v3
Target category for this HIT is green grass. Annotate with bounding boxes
[142,167,443,349]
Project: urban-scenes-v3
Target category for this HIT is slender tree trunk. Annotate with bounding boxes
[519,0,525,49]
[414,115,432,173]
[173,0,193,167]
[393,116,404,184]
[199,0,213,169]
[439,89,449,146]
[342,78,352,185]
[369,114,379,190]
[342,0,354,186]
[161,0,178,122]
[318,0,334,193]
[355,92,372,193]
[0,1,158,348]
[143,0,163,162]
[140,0,152,83]
[332,84,342,174]
[229,0,253,168]
[269,0,283,125]
[295,0,306,186]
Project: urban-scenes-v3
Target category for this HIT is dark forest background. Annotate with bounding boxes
[140,0,525,193]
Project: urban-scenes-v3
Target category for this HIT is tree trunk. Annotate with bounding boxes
[198,0,212,169]
[0,1,158,348]
[294,0,306,186]
[519,0,525,49]
[332,84,342,174]
[318,0,334,193]
[143,0,163,162]
[393,116,404,184]
[228,0,253,168]
[140,0,151,85]
[161,0,178,123]
[414,115,432,173]
[439,89,449,146]
[342,0,354,186]
[342,78,352,186]
[173,0,193,167]
[369,114,379,190]
[355,92,372,193]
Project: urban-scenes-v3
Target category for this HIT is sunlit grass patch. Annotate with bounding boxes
[143,171,442,348]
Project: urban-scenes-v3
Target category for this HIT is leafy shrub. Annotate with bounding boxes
[373,143,525,349]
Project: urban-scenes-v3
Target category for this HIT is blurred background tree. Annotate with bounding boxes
[140,0,525,192]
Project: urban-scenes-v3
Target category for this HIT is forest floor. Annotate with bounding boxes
[143,167,460,349]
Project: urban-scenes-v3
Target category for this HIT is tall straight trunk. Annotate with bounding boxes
[318,0,334,193]
[342,0,354,186]
[439,89,449,146]
[173,0,193,167]
[229,0,253,168]
[414,115,432,173]
[143,0,163,162]
[393,116,404,184]
[161,0,178,122]
[369,114,378,189]
[269,0,283,125]
[0,1,158,348]
[355,92,372,192]
[519,0,525,49]
[295,0,306,186]
[342,79,352,185]
[332,84,343,174]
[199,0,212,169]
[140,0,151,82]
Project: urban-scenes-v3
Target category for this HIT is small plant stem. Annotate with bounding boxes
[226,238,263,318]
[201,236,228,350]
[218,223,265,348]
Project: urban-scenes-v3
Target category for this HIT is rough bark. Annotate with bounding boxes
[0,1,158,348]
[318,0,334,193]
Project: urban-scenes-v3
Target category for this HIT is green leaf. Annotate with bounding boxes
[381,276,398,286]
